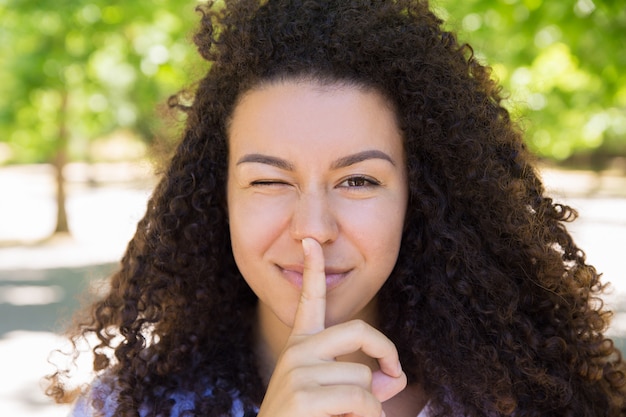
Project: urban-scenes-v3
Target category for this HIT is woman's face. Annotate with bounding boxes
[227,79,408,329]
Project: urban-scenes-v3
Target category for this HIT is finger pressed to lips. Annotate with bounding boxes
[290,239,402,378]
[291,237,328,335]
[278,266,351,291]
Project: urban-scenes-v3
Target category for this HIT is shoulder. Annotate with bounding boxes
[68,373,119,417]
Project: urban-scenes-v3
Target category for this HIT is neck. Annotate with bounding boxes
[383,384,429,417]
[254,303,289,385]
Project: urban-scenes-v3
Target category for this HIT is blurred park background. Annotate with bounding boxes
[1,0,625,416]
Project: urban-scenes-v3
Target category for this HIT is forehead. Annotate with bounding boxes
[227,79,403,160]
[236,76,395,112]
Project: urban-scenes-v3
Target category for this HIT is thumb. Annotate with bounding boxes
[371,368,407,403]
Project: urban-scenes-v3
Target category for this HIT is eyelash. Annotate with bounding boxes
[339,176,381,188]
[250,180,289,187]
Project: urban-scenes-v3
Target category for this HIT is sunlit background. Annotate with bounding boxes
[1,0,625,416]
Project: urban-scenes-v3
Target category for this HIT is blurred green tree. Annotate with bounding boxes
[436,0,626,165]
[0,0,204,234]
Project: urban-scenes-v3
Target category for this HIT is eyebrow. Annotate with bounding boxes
[236,154,295,170]
[236,150,395,170]
[330,150,395,169]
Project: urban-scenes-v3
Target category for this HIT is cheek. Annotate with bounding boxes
[344,199,406,282]
[228,194,292,267]
[344,197,405,248]
[367,224,403,274]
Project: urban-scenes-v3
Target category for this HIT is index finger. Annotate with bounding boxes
[291,237,327,335]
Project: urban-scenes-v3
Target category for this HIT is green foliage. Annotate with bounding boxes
[0,0,204,164]
[1,0,624,164]
[435,0,626,161]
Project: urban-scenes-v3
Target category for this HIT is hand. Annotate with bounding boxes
[257,238,407,417]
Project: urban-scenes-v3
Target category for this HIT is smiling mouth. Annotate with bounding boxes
[278,266,350,291]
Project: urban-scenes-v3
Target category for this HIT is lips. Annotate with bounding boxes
[277,264,351,291]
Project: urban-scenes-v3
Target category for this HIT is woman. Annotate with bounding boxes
[48,0,626,416]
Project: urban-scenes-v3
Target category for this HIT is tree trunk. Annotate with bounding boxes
[53,91,70,235]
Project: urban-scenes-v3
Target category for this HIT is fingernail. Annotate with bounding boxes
[302,238,311,256]
[381,410,387,417]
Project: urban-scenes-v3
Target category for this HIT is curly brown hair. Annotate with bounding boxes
[47,0,626,416]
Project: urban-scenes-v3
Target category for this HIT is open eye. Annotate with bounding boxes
[339,176,381,188]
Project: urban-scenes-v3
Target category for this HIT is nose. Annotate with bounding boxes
[289,191,339,245]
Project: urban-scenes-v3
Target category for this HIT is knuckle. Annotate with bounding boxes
[279,345,302,367]
[348,388,382,417]
[289,388,315,411]
[355,363,373,384]
[283,367,310,389]
[345,384,373,406]
[349,319,369,334]
[280,338,315,365]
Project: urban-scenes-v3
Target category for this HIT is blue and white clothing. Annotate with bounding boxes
[69,376,433,417]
